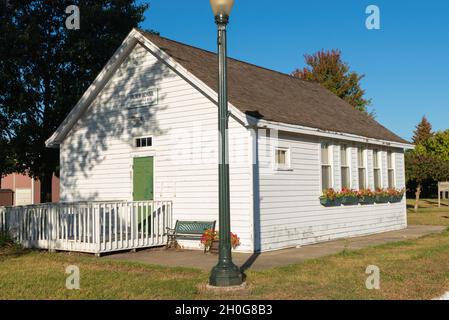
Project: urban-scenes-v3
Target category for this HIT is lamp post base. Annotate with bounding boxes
[205,282,247,292]
[209,262,243,287]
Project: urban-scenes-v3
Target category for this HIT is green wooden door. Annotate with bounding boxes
[133,157,154,201]
[133,157,154,232]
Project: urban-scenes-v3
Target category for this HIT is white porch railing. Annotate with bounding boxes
[0,201,172,255]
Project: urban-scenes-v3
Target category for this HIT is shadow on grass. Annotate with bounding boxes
[0,244,33,261]
[407,199,449,210]
[0,232,33,261]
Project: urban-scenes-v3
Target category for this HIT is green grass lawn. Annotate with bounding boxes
[407,198,449,226]
[1,201,449,300]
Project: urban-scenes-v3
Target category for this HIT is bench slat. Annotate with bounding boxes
[174,221,215,234]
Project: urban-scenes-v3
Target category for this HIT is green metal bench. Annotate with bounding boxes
[166,220,216,252]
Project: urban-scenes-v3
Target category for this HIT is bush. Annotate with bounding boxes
[0,231,13,248]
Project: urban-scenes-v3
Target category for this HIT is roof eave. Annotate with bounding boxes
[251,118,414,149]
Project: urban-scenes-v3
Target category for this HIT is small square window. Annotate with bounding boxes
[135,137,153,148]
[275,148,290,170]
[276,150,286,165]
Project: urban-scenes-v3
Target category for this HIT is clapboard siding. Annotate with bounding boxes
[60,42,253,252]
[257,131,407,252]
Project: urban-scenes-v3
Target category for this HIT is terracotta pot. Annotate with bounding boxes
[209,240,219,254]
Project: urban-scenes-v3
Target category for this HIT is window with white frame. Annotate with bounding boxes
[135,136,153,148]
[387,151,395,188]
[358,147,366,190]
[274,147,290,170]
[340,144,350,189]
[321,143,332,191]
[373,149,381,189]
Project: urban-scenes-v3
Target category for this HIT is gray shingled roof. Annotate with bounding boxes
[142,31,408,144]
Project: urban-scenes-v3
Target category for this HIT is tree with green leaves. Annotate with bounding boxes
[405,151,449,212]
[0,113,12,180]
[412,116,433,145]
[292,49,373,116]
[406,128,449,211]
[0,137,15,183]
[420,130,449,163]
[1,0,150,202]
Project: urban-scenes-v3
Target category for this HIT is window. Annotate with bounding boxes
[275,148,290,170]
[387,151,395,188]
[373,149,381,189]
[340,145,350,189]
[321,143,332,191]
[135,137,153,148]
[358,147,366,190]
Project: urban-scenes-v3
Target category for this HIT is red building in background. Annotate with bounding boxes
[0,173,59,206]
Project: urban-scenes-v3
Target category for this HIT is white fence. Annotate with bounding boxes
[0,201,172,255]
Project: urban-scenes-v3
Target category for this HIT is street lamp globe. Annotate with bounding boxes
[210,0,235,17]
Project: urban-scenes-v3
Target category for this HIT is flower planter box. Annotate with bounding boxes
[389,196,403,203]
[319,197,342,207]
[359,196,375,205]
[341,196,359,206]
[375,196,390,204]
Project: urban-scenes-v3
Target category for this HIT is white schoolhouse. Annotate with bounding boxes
[46,29,413,253]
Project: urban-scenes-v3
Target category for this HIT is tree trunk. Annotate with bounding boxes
[414,183,422,213]
[40,172,53,204]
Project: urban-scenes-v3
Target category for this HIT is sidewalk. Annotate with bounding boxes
[104,225,446,271]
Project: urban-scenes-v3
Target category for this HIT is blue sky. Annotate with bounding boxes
[139,0,449,141]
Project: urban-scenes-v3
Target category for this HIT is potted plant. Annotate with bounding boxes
[358,189,375,205]
[319,189,342,207]
[388,188,405,203]
[202,230,241,254]
[375,188,390,203]
[200,229,218,253]
[340,188,359,205]
[230,232,241,250]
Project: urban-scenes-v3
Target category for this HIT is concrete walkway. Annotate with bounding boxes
[104,225,446,271]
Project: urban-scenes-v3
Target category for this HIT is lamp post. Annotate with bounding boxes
[209,0,243,287]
